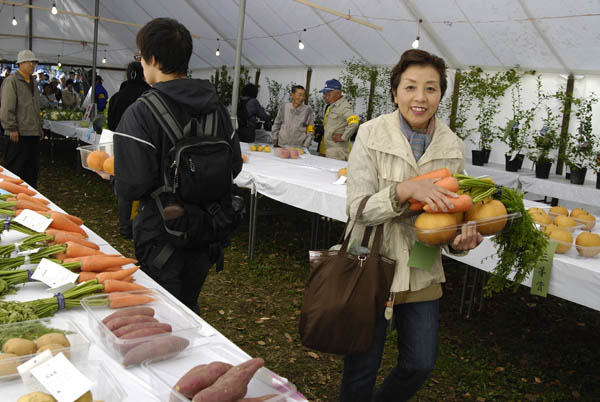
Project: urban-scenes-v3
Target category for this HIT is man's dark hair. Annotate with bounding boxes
[127,61,144,81]
[42,83,51,90]
[241,83,258,98]
[390,49,447,103]
[291,85,305,94]
[66,78,74,86]
[136,18,192,76]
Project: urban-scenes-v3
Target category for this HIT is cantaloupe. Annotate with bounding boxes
[570,208,589,218]
[102,156,114,174]
[572,213,596,230]
[531,211,552,225]
[87,150,110,171]
[554,215,576,229]
[575,232,600,257]
[543,225,572,254]
[414,212,457,245]
[549,206,568,216]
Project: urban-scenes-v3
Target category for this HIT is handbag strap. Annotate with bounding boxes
[340,196,370,253]
[370,224,385,257]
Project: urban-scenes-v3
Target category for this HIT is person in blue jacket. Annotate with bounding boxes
[94,75,108,112]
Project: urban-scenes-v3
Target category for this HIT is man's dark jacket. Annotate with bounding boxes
[107,79,151,131]
[113,78,243,246]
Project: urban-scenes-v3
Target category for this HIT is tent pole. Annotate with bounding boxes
[555,74,575,176]
[230,0,247,128]
[254,69,261,87]
[90,0,99,114]
[449,70,461,132]
[305,67,312,105]
[28,0,32,50]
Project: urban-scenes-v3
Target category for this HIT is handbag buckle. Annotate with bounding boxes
[358,254,367,267]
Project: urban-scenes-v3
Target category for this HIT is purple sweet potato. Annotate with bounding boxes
[113,322,172,338]
[122,335,189,367]
[102,306,155,324]
[192,358,264,402]
[118,327,172,354]
[175,361,233,398]
[105,315,157,331]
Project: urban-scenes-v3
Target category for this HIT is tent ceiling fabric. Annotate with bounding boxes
[0,0,598,74]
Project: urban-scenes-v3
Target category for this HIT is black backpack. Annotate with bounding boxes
[139,91,244,271]
[236,97,255,143]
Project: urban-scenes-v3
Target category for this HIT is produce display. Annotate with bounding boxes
[41,108,84,122]
[77,143,114,174]
[248,144,271,152]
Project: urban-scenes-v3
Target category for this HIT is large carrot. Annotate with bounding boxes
[408,168,451,182]
[109,293,155,308]
[0,172,24,184]
[409,176,460,211]
[51,210,84,226]
[63,255,137,272]
[64,241,106,258]
[97,266,139,283]
[103,279,147,293]
[50,232,99,250]
[14,199,50,212]
[16,192,50,205]
[49,212,86,236]
[0,180,36,196]
[46,228,85,239]
[78,272,135,283]
[423,194,473,213]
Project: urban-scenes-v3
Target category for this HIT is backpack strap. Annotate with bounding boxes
[139,90,184,144]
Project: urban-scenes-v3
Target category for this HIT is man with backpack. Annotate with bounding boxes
[107,18,243,313]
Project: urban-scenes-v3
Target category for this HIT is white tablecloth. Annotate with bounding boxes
[2,168,305,401]
[235,149,600,312]
[465,161,521,188]
[44,120,102,145]
[518,172,599,207]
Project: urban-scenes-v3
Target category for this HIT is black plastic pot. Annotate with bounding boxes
[596,174,600,190]
[472,150,486,166]
[483,148,491,164]
[505,154,525,172]
[569,167,587,185]
[535,160,552,179]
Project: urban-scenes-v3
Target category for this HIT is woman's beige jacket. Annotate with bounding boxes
[346,110,465,293]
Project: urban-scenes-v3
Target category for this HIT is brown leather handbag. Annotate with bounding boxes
[300,196,396,355]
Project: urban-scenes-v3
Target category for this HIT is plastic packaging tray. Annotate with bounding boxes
[142,342,298,402]
[4,361,126,401]
[536,227,600,258]
[81,288,207,367]
[571,215,596,231]
[77,142,113,172]
[535,221,585,233]
[411,212,521,246]
[0,316,91,381]
[540,207,596,231]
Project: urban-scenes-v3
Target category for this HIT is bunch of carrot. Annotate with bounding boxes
[408,168,473,213]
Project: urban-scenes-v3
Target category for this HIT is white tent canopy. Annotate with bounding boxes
[0,0,598,73]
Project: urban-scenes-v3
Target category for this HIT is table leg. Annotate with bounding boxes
[478,272,488,312]
[310,213,320,249]
[459,264,470,315]
[248,188,258,260]
[466,269,479,319]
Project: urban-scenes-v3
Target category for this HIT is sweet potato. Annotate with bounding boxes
[102,306,155,324]
[113,322,172,338]
[105,315,157,331]
[192,358,265,402]
[118,327,172,354]
[289,149,299,159]
[274,148,290,159]
[122,335,189,367]
[175,361,234,398]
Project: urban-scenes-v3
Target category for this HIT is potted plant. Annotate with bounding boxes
[503,75,541,172]
[526,91,561,178]
[565,93,598,185]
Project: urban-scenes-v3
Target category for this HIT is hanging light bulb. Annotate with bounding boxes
[298,28,306,51]
[215,38,220,56]
[51,2,58,15]
[411,19,422,49]
[102,50,107,64]
[57,55,62,67]
[12,5,17,26]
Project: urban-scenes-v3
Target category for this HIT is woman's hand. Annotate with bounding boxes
[451,221,483,251]
[396,178,458,212]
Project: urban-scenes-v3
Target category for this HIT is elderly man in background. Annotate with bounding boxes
[271,85,315,148]
[318,79,359,160]
[0,50,44,188]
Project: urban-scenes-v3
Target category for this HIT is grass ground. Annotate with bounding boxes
[36,140,599,402]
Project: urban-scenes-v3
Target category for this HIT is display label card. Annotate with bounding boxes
[14,247,41,257]
[14,209,53,233]
[31,353,93,402]
[17,349,53,392]
[408,241,439,272]
[530,240,558,297]
[334,175,347,185]
[32,258,79,293]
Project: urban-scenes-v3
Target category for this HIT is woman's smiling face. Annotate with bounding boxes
[392,64,442,130]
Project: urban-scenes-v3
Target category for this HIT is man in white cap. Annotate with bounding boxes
[0,50,44,188]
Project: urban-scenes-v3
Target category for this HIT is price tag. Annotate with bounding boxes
[17,349,53,392]
[530,240,558,297]
[14,247,41,257]
[30,353,93,402]
[408,241,440,272]
[32,258,79,293]
[14,209,53,233]
[333,175,347,185]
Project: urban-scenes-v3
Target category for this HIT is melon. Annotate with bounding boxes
[87,150,110,171]
[414,212,457,245]
[102,156,114,175]
[575,232,600,257]
[543,225,572,254]
[465,199,507,235]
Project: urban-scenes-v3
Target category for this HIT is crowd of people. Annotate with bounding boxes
[0,16,482,400]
